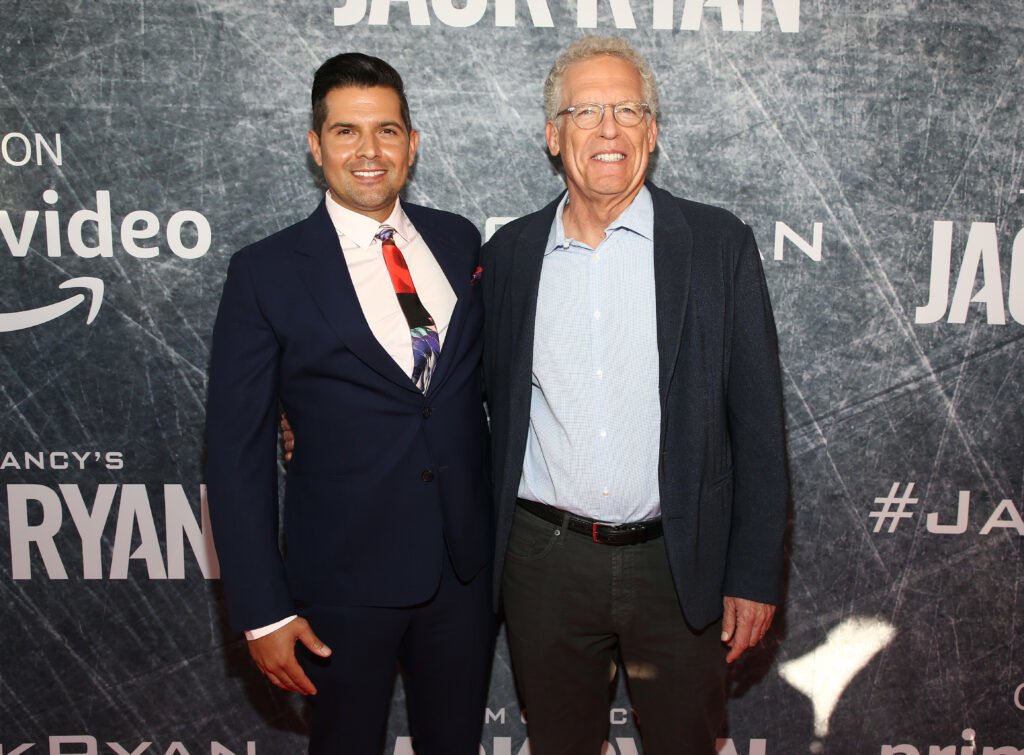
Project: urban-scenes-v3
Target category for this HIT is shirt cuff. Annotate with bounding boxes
[245,615,298,640]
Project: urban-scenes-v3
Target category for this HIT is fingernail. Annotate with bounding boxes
[721,632,729,642]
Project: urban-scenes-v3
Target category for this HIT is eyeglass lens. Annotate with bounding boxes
[569,102,646,128]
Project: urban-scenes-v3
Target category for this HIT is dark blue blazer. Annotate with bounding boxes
[205,200,492,633]
[481,182,789,630]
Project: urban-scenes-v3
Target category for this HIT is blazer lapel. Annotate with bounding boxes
[649,182,693,410]
[294,201,420,392]
[501,195,561,499]
[509,198,560,385]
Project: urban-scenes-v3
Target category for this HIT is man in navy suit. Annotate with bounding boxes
[205,53,493,754]
[482,37,789,753]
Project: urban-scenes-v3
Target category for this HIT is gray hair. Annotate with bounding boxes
[543,36,659,123]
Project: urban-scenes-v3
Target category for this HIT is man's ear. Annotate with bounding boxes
[544,121,561,158]
[408,128,420,166]
[307,129,323,167]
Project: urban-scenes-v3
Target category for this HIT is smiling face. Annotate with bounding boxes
[545,55,657,210]
[308,85,419,221]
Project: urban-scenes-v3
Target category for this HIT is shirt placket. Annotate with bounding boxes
[587,238,611,510]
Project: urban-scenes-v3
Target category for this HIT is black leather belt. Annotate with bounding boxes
[516,498,663,546]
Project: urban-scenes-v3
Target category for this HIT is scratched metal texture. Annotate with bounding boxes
[0,1,1021,753]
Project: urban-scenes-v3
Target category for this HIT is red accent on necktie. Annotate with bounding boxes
[381,239,416,294]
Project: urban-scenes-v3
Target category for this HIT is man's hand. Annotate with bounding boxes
[280,412,294,464]
[721,596,776,664]
[248,616,331,695]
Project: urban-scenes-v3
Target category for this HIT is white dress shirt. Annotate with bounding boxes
[327,192,457,372]
[247,193,457,640]
[518,187,661,523]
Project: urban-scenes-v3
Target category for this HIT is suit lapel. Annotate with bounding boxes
[294,201,420,392]
[403,204,468,397]
[649,183,693,410]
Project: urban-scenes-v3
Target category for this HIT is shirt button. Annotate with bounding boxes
[593,311,601,320]
[599,430,607,438]
[595,369,603,379]
[602,488,610,496]
[422,407,432,418]
[421,470,435,482]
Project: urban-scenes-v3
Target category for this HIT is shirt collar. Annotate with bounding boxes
[546,185,654,255]
[323,191,414,248]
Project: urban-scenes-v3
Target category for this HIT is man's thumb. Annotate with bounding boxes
[299,627,332,657]
[721,605,735,643]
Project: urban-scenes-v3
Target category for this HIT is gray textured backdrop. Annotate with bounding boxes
[1,1,1022,753]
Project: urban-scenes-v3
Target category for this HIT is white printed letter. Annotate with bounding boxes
[432,0,486,26]
[577,0,636,28]
[925,490,970,535]
[110,485,168,579]
[1008,228,1024,324]
[979,500,1024,536]
[774,221,822,261]
[368,0,431,25]
[8,484,68,579]
[334,0,368,24]
[165,485,220,579]
[680,0,742,31]
[61,484,117,579]
[947,222,1004,324]
[915,221,954,324]
[68,190,114,258]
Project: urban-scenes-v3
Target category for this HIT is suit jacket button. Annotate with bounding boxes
[421,470,435,482]
[422,407,432,418]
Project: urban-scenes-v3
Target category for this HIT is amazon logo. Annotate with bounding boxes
[1,188,211,332]
[0,277,103,333]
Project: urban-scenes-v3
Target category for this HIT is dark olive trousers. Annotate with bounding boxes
[503,504,727,755]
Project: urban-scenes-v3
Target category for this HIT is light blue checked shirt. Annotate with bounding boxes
[518,187,662,523]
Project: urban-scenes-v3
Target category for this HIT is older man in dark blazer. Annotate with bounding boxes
[482,36,789,753]
[205,53,493,754]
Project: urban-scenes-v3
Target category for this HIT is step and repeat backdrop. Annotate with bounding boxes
[1,1,1022,753]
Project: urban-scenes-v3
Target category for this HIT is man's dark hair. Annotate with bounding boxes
[311,53,412,135]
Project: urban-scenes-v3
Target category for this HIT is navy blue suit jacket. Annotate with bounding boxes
[205,200,492,633]
[481,182,789,630]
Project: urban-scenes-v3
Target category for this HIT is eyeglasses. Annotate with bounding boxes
[555,101,651,129]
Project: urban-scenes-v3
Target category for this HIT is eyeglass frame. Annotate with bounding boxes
[554,101,652,129]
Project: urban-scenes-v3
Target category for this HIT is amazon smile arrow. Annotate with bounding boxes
[0,277,105,332]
